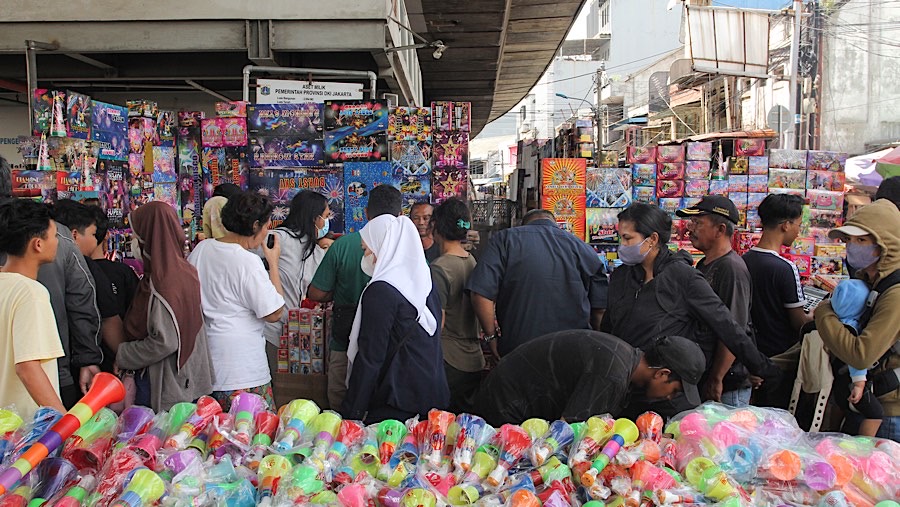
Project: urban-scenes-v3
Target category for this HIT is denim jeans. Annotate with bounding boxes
[874,415,900,442]
[720,387,752,408]
[844,413,900,443]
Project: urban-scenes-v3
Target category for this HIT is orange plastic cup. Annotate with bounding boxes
[766,449,801,481]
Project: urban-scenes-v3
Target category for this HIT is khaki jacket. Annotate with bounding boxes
[815,199,900,417]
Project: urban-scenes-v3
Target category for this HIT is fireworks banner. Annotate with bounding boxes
[248,167,344,233]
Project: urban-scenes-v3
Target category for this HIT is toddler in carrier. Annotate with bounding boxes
[830,279,899,436]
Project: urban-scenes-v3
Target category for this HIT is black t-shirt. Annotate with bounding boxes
[742,247,806,357]
[93,258,140,319]
[85,258,120,320]
[696,251,753,389]
[473,330,641,425]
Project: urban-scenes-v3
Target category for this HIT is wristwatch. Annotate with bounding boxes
[482,331,500,343]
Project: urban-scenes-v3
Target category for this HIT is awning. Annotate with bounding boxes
[610,116,648,132]
[660,129,777,144]
[472,177,504,185]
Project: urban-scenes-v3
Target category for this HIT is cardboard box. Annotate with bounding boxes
[273,372,329,409]
[276,349,289,373]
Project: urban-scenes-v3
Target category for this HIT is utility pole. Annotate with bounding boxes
[787,0,802,149]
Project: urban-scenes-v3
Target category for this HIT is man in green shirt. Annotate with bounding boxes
[309,184,402,409]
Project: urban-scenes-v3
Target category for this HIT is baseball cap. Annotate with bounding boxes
[649,336,706,406]
[827,224,870,240]
[676,195,740,224]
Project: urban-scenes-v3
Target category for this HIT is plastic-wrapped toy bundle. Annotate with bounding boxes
[668,402,900,505]
[3,397,900,507]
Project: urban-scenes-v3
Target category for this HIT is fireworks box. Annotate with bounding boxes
[273,305,332,408]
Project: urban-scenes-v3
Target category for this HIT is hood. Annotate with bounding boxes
[654,247,694,275]
[844,199,900,284]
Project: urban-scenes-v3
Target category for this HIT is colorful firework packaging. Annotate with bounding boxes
[91,101,129,161]
[66,91,93,140]
[343,161,397,232]
[431,101,471,132]
[388,107,433,141]
[433,132,469,169]
[432,168,467,205]
[587,208,620,243]
[33,89,53,135]
[248,104,322,139]
[324,131,388,163]
[391,140,432,177]
[586,167,631,208]
[251,137,326,167]
[156,110,177,147]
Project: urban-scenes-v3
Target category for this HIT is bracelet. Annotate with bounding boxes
[482,333,499,343]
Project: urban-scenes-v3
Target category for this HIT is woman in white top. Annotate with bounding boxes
[188,191,285,411]
[260,190,331,376]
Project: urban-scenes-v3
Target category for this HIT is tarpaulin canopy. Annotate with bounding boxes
[846,148,893,186]
[876,146,900,180]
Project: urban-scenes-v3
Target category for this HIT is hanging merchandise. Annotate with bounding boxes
[32,89,53,135]
[65,91,92,140]
[432,101,471,133]
[248,168,344,232]
[177,118,202,230]
[157,110,177,147]
[323,100,389,163]
[10,168,54,200]
[248,103,322,138]
[343,161,396,233]
[103,160,130,227]
[91,101,129,161]
[388,107,433,141]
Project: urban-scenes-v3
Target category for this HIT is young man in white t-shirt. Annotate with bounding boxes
[0,199,66,415]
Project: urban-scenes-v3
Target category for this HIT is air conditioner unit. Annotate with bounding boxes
[381,93,399,108]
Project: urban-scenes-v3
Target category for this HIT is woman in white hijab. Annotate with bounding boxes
[342,214,450,423]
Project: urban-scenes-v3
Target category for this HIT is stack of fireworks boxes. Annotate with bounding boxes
[277,308,329,375]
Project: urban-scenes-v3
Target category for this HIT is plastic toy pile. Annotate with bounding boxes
[0,377,898,507]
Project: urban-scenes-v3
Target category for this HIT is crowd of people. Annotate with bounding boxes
[1,155,899,443]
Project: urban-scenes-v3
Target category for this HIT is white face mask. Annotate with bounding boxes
[130,237,143,260]
[360,254,376,277]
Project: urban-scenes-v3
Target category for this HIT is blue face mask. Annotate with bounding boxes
[846,242,879,270]
[618,238,650,266]
[317,216,330,239]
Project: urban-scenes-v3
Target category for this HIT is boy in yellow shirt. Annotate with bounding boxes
[0,199,66,415]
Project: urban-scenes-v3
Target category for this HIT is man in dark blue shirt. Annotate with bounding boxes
[467,209,608,357]
[474,331,706,425]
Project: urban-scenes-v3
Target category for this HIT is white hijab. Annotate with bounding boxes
[346,214,438,383]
